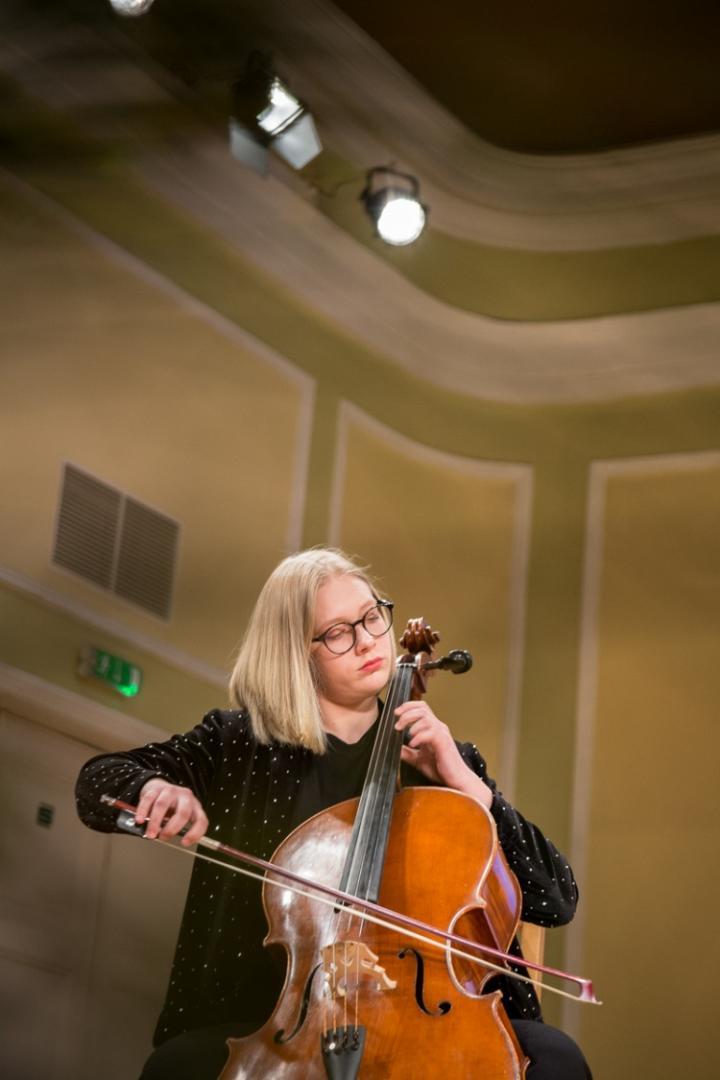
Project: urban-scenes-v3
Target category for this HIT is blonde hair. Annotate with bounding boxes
[229,548,393,753]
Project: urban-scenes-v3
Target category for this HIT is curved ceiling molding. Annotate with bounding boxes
[135,140,720,403]
[3,37,718,323]
[261,0,720,250]
[3,6,718,403]
[315,181,720,320]
[316,119,720,252]
[5,0,720,256]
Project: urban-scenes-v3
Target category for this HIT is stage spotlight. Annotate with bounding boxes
[230,56,322,175]
[108,0,155,16]
[361,167,428,246]
[256,78,304,137]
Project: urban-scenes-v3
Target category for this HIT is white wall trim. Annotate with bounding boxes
[0,660,169,751]
[500,466,534,800]
[0,564,227,687]
[327,399,351,551]
[287,379,316,554]
[562,448,720,1037]
[329,401,533,796]
[0,168,316,555]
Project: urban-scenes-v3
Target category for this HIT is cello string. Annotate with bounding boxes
[321,638,421,1023]
[343,952,348,1031]
[321,975,328,1039]
[344,661,409,953]
[334,941,338,1032]
[347,659,412,942]
[354,944,360,1033]
[332,657,404,944]
[151,832,597,1005]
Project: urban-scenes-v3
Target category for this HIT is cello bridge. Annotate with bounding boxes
[321,941,397,995]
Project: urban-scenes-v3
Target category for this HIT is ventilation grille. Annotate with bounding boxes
[53,464,179,619]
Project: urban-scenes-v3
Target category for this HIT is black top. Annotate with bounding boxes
[288,717,381,830]
[75,709,578,1046]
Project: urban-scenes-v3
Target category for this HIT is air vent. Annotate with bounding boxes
[53,464,179,619]
[115,497,179,618]
[54,467,120,589]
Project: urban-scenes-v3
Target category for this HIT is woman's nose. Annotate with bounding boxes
[354,623,374,650]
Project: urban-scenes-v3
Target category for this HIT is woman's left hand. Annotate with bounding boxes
[394,701,492,808]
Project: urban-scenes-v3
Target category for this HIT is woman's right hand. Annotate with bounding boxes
[134,778,208,847]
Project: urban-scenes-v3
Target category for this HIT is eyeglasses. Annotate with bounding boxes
[312,599,394,655]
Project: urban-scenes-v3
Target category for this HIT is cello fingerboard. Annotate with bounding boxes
[337,660,414,904]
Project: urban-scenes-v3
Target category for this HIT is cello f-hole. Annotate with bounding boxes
[274,961,323,1044]
[398,948,452,1017]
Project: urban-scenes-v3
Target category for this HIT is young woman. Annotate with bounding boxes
[76,548,591,1079]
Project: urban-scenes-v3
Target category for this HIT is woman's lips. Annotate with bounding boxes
[360,657,383,672]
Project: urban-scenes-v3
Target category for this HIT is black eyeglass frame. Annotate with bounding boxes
[311,599,395,655]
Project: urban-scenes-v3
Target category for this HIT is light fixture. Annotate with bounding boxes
[361,167,428,246]
[229,54,322,176]
[257,78,304,137]
[108,0,155,16]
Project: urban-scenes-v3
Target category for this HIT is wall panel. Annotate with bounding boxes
[569,454,720,1076]
[330,403,532,790]
[0,178,314,688]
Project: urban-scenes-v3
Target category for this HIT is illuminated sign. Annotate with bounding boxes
[78,646,142,697]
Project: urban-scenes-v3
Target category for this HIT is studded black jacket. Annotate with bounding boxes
[75,709,578,1046]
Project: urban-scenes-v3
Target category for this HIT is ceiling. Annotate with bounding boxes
[332,0,720,154]
[8,0,720,156]
[2,0,719,403]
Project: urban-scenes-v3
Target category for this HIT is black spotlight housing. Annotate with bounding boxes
[360,167,428,246]
[230,53,322,175]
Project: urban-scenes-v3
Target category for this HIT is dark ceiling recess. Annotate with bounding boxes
[7,0,720,156]
[332,0,720,154]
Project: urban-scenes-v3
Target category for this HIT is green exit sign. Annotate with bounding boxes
[78,646,142,698]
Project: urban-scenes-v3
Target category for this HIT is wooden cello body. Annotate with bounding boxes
[220,786,527,1078]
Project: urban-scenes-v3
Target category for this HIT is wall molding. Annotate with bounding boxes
[0,169,316,554]
[1,564,227,688]
[562,448,720,1037]
[329,401,533,797]
[4,127,720,404]
[0,660,168,752]
[134,146,720,403]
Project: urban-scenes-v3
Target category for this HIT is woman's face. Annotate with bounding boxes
[311,574,394,711]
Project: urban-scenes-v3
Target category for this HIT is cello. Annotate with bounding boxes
[218,617,531,1078]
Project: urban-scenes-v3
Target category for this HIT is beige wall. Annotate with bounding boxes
[330,403,532,783]
[566,456,720,1071]
[2,128,720,1079]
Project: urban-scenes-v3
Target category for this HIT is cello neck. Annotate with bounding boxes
[337,658,416,903]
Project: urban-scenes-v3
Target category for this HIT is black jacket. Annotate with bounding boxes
[76,709,578,1045]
